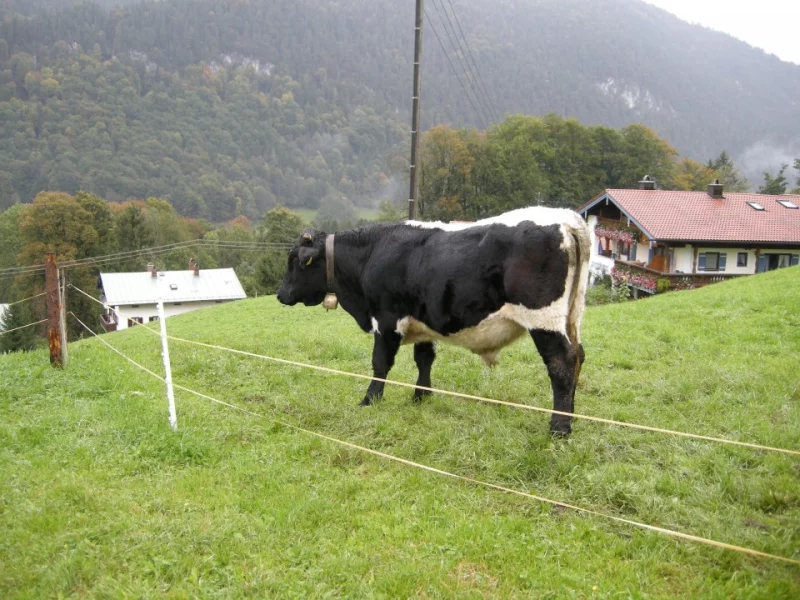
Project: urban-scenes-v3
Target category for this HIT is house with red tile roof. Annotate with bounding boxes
[577,177,800,294]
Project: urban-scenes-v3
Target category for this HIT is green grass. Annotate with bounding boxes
[2,268,799,598]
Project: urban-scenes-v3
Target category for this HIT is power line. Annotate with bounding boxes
[0,240,200,275]
[0,239,293,280]
[432,0,492,124]
[428,0,491,128]
[433,0,497,125]
[443,0,502,123]
[425,7,488,130]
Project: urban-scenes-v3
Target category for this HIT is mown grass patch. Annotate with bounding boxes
[1,267,799,598]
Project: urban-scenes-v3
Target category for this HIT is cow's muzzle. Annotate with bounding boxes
[276,285,296,306]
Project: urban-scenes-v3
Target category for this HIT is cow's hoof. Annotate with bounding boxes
[412,389,433,403]
[549,419,572,437]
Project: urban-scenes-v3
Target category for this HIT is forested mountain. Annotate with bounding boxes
[1,0,798,220]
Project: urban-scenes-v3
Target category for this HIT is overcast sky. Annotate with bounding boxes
[644,0,800,65]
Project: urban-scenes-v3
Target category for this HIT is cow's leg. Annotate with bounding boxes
[530,329,578,436]
[413,342,436,402]
[360,330,402,406]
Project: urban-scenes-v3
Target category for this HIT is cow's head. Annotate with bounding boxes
[277,228,328,306]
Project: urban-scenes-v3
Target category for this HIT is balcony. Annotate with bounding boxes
[99,313,117,333]
[612,261,745,295]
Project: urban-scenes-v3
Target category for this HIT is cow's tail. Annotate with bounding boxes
[565,215,591,382]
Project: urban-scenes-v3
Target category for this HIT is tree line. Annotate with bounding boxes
[0,193,316,351]
[415,115,766,222]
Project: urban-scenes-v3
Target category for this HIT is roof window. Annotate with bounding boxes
[747,202,765,211]
[777,199,798,209]
[170,283,178,290]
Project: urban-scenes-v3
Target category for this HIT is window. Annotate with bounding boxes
[130,317,143,326]
[737,252,748,267]
[698,252,727,272]
[777,200,798,209]
[747,202,765,211]
[149,316,159,322]
[170,284,178,290]
[173,302,182,306]
[762,254,800,271]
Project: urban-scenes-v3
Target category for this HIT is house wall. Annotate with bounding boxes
[672,247,694,273]
[674,246,753,274]
[587,215,598,257]
[114,300,232,330]
[679,247,800,274]
[581,214,798,275]
[629,241,647,263]
[695,248,755,274]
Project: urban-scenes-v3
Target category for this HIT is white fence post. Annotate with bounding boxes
[157,301,178,431]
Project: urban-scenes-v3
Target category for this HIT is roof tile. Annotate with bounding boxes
[597,190,800,243]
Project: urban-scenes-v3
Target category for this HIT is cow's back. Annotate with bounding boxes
[358,211,584,363]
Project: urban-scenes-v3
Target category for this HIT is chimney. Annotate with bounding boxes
[638,175,656,190]
[147,263,157,278]
[707,179,724,198]
[191,259,199,277]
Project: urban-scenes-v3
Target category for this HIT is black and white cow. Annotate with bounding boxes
[277,207,591,434]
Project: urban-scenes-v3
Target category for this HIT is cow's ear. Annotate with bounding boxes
[298,245,319,268]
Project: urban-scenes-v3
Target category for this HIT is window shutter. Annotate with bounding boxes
[630,243,637,261]
[791,255,799,266]
[698,253,706,271]
[718,253,727,272]
[757,256,767,273]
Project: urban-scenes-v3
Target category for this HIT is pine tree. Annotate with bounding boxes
[758,165,788,195]
[0,302,41,353]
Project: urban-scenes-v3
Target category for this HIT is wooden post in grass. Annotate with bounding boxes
[59,269,68,367]
[45,253,63,367]
[157,301,178,431]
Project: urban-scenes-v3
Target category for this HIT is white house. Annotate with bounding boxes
[578,177,800,295]
[99,262,247,331]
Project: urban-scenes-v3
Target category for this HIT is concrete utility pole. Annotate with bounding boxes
[408,0,424,220]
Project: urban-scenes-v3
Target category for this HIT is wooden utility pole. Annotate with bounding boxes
[45,253,63,367]
[408,0,424,220]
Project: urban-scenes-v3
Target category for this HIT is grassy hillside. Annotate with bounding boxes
[1,268,799,597]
